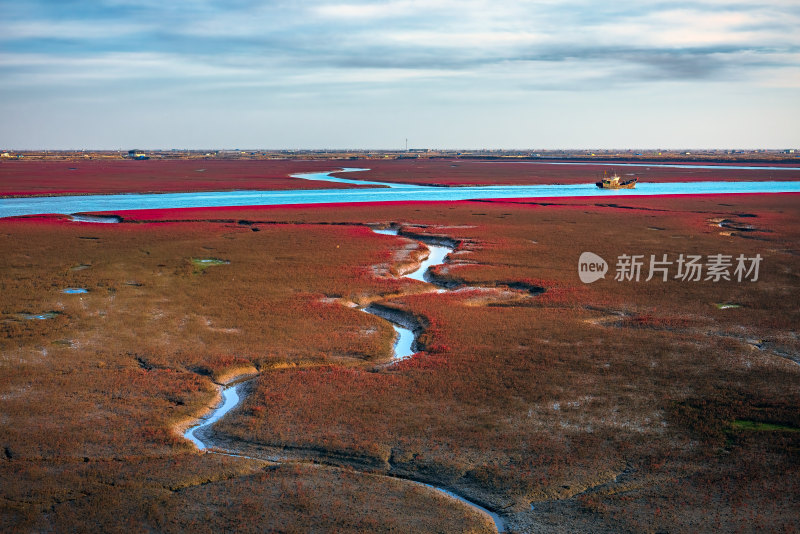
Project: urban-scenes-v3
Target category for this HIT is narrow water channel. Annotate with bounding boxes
[184,383,243,450]
[181,224,506,532]
[369,227,454,360]
[364,228,507,531]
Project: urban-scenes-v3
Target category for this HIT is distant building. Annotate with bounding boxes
[127,150,149,160]
[0,152,11,158]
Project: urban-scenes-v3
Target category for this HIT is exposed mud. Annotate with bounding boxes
[176,222,564,532]
[185,376,505,531]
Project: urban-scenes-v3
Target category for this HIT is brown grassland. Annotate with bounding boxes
[1,191,799,532]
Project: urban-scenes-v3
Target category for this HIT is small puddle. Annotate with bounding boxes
[62,288,88,294]
[70,214,122,223]
[23,312,60,320]
[192,258,229,265]
[192,258,230,271]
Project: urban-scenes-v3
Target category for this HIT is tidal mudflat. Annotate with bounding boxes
[1,184,798,532]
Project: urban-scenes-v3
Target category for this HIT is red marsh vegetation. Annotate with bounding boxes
[3,158,798,199]
[0,159,379,197]
[1,193,799,532]
[0,214,489,532]
[335,158,800,186]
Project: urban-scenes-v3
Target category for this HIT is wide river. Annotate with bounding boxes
[1,169,799,219]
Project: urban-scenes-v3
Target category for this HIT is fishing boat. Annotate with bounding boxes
[596,172,637,189]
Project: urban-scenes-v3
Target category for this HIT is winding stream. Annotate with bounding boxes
[184,383,243,450]
[369,227,454,360]
[6,166,791,530]
[182,224,506,532]
[2,168,800,219]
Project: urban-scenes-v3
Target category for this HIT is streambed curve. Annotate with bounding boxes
[366,226,454,361]
[182,224,507,532]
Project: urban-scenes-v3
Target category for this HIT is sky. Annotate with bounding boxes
[0,0,798,150]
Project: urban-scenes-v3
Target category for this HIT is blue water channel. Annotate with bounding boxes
[1,169,799,219]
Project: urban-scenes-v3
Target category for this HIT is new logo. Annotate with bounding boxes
[578,252,608,283]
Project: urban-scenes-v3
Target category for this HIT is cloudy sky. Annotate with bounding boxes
[1,0,798,149]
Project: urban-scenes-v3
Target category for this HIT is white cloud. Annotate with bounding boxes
[0,52,259,86]
[382,30,546,49]
[1,0,798,147]
[0,20,144,40]
[602,8,800,48]
[312,0,464,20]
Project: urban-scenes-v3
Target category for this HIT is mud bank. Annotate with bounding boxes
[183,376,505,531]
[179,223,509,531]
